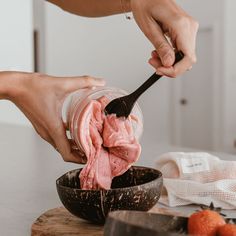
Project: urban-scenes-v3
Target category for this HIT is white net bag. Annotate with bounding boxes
[156,152,236,209]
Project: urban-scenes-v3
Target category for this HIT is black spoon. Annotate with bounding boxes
[104,51,184,118]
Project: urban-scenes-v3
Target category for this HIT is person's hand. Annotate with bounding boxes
[6,72,105,164]
[131,0,199,77]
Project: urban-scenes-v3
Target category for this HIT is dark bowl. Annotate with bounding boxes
[56,166,163,224]
[104,210,188,236]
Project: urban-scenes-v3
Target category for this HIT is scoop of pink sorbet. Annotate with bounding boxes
[78,96,141,190]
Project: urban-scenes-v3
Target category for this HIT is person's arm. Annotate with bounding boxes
[0,71,105,163]
[47,0,130,17]
[0,72,21,100]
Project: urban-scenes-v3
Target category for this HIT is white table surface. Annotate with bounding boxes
[0,123,236,236]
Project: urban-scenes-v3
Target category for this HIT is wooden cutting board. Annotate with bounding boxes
[31,207,103,236]
[31,206,186,236]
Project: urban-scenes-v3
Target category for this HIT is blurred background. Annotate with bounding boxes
[1,0,236,154]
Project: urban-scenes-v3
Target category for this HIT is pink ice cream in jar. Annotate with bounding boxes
[62,87,143,190]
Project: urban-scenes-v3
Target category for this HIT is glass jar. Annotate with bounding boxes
[62,87,143,153]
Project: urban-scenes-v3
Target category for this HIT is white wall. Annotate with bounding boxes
[172,0,225,152]
[0,0,33,125]
[223,0,236,153]
[42,2,173,144]
[175,0,236,153]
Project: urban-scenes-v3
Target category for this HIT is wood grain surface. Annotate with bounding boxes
[31,206,187,236]
[31,207,103,236]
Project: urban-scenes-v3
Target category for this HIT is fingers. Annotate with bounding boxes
[57,75,105,95]
[172,18,198,77]
[149,47,196,78]
[76,76,105,89]
[155,55,194,78]
[148,51,163,73]
[71,149,87,164]
[145,19,175,67]
[52,124,86,164]
[68,139,86,158]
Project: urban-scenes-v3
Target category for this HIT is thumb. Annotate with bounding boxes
[146,22,175,67]
[58,76,105,94]
[53,125,86,164]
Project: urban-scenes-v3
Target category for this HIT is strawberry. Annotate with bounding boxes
[217,223,236,236]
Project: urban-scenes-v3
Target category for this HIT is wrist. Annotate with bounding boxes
[0,71,30,101]
[124,0,131,12]
[121,0,132,19]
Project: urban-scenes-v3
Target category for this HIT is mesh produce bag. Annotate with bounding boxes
[156,152,236,209]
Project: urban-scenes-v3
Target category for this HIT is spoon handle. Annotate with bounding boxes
[129,51,184,102]
[129,73,162,102]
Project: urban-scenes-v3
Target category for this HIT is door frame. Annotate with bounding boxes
[170,3,225,151]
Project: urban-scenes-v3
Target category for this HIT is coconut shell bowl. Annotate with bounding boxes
[56,166,163,224]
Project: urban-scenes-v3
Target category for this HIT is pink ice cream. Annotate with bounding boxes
[78,96,141,190]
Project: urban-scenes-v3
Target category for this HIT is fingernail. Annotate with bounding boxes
[151,51,157,57]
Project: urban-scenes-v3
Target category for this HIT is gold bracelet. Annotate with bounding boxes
[120,0,132,20]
